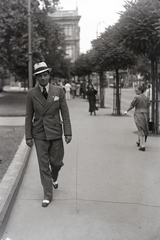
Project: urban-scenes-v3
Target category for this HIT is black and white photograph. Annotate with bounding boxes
[0,0,160,239]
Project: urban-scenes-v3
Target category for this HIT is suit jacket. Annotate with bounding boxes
[25,84,72,141]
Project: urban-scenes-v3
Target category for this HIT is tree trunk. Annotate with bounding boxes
[99,72,105,108]
[88,74,91,84]
[0,66,4,92]
[151,59,155,133]
[115,68,121,115]
[155,60,159,134]
[0,78,3,92]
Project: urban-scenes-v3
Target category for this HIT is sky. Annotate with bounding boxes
[58,0,126,53]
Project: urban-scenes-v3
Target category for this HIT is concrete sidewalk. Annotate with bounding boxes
[0,117,25,126]
[1,97,160,240]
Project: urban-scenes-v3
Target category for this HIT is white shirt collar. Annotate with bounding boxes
[39,83,49,93]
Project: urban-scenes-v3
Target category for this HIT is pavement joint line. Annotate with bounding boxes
[15,198,160,208]
[74,199,160,208]
[0,136,32,239]
[75,140,79,212]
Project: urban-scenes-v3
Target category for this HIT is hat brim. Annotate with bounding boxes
[33,68,52,75]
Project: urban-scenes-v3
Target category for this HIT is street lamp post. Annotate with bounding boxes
[28,0,33,89]
[96,22,106,108]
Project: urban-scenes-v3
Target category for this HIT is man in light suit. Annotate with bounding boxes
[25,62,72,207]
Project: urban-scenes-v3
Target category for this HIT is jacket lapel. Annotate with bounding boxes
[42,85,56,115]
[34,86,46,106]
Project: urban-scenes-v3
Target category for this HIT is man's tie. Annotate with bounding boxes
[43,87,48,99]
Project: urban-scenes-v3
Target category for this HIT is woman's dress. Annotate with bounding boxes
[87,89,98,113]
[130,94,150,136]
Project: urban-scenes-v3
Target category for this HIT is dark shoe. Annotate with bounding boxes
[139,147,145,151]
[136,142,140,147]
[42,199,50,207]
[52,180,58,189]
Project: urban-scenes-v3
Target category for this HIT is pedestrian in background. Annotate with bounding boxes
[64,81,72,100]
[76,82,81,96]
[82,80,87,99]
[25,62,72,207]
[71,81,76,99]
[80,81,83,97]
[144,83,153,130]
[87,83,98,116]
[124,85,150,151]
[145,83,152,101]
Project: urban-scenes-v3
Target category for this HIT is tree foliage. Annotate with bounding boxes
[73,52,93,78]
[0,0,69,82]
[89,22,137,112]
[38,0,59,12]
[111,0,160,130]
[91,24,137,72]
[130,57,151,81]
[118,0,160,60]
[117,0,160,125]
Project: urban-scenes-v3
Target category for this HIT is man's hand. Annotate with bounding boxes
[65,136,72,144]
[26,139,33,148]
[124,111,128,115]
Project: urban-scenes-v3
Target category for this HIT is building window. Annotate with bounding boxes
[66,46,73,59]
[64,26,72,37]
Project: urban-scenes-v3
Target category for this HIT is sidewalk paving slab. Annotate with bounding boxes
[1,97,160,240]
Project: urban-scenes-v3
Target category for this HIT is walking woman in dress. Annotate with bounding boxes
[124,85,150,151]
[87,84,98,116]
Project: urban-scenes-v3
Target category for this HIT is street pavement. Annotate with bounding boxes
[0,117,25,126]
[1,89,160,240]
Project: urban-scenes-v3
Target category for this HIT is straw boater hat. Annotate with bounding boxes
[33,62,52,75]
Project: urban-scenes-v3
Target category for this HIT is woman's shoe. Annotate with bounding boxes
[139,147,145,151]
[136,142,140,147]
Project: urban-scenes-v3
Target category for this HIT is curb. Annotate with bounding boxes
[0,136,32,238]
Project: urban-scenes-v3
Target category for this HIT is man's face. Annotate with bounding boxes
[36,71,50,87]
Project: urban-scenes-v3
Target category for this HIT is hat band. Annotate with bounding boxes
[34,66,48,73]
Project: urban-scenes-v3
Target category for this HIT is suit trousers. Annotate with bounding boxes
[34,138,64,200]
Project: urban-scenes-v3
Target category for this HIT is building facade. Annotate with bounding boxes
[50,8,81,62]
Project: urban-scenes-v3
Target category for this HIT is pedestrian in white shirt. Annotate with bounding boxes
[145,83,152,122]
[145,83,152,101]
[65,82,72,100]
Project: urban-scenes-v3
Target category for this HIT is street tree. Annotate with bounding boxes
[90,37,110,108]
[130,57,151,83]
[32,10,66,77]
[90,24,137,112]
[73,52,93,82]
[117,0,160,131]
[0,0,67,88]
